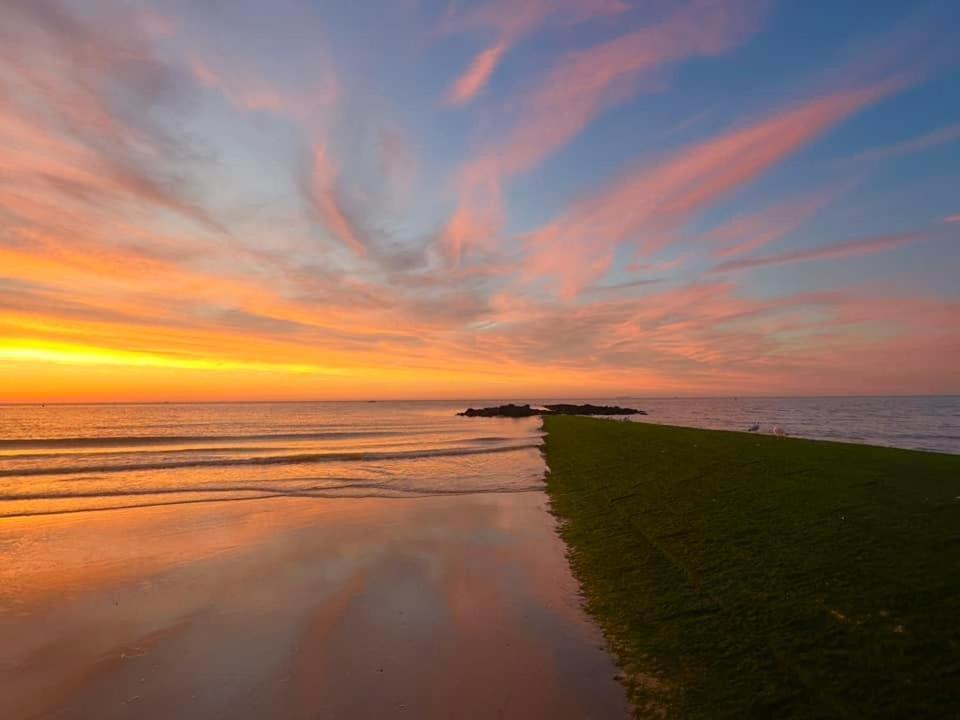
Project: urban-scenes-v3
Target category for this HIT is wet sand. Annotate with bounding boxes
[0,492,628,719]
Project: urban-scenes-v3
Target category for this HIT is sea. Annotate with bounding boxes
[1,396,957,519]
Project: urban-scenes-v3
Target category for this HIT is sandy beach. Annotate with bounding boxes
[1,490,628,719]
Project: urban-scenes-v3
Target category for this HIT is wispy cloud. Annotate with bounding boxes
[523,82,898,296]
[627,255,689,274]
[301,144,368,256]
[446,40,509,106]
[840,123,960,166]
[711,231,930,273]
[702,186,846,258]
[487,0,767,176]
[0,0,223,232]
[440,0,626,106]
[0,0,957,400]
[441,0,768,261]
[189,59,290,113]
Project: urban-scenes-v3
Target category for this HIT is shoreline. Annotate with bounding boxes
[542,415,960,718]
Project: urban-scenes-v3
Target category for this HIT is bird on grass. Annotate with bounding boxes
[748,422,760,432]
[773,425,786,438]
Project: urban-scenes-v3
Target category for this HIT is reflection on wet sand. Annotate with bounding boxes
[1,492,628,719]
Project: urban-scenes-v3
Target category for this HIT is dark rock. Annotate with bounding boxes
[457,403,646,418]
[457,404,542,418]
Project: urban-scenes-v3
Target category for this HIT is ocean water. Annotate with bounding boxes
[0,401,544,519]
[1,396,957,519]
[621,395,960,454]
[0,401,628,719]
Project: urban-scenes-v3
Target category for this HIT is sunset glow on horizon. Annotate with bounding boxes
[1,0,958,403]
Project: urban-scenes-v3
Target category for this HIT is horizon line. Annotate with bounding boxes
[2,393,958,407]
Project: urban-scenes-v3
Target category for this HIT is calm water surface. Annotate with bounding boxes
[623,395,960,454]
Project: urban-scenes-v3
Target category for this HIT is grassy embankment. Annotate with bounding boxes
[543,416,960,719]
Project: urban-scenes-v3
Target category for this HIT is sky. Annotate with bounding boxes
[0,0,958,402]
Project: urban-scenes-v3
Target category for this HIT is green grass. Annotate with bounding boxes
[542,416,960,719]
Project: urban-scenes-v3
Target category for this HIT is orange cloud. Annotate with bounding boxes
[470,282,960,397]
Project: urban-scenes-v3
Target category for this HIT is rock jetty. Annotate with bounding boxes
[458,403,646,418]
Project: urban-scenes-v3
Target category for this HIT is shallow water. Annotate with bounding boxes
[0,493,628,719]
[0,401,629,719]
[0,401,544,518]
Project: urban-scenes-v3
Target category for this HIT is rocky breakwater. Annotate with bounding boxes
[458,403,647,418]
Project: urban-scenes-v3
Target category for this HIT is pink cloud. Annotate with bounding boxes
[440,161,506,264]
[303,144,367,256]
[442,0,767,261]
[754,294,960,395]
[711,231,930,273]
[840,123,960,166]
[1,0,956,399]
[626,254,689,274]
[440,0,627,106]
[188,56,333,115]
[445,41,509,106]
[523,82,899,296]
[487,0,766,179]
[703,186,846,258]
[0,1,226,233]
[201,79,285,113]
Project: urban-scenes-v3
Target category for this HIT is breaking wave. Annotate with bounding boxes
[0,443,541,478]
